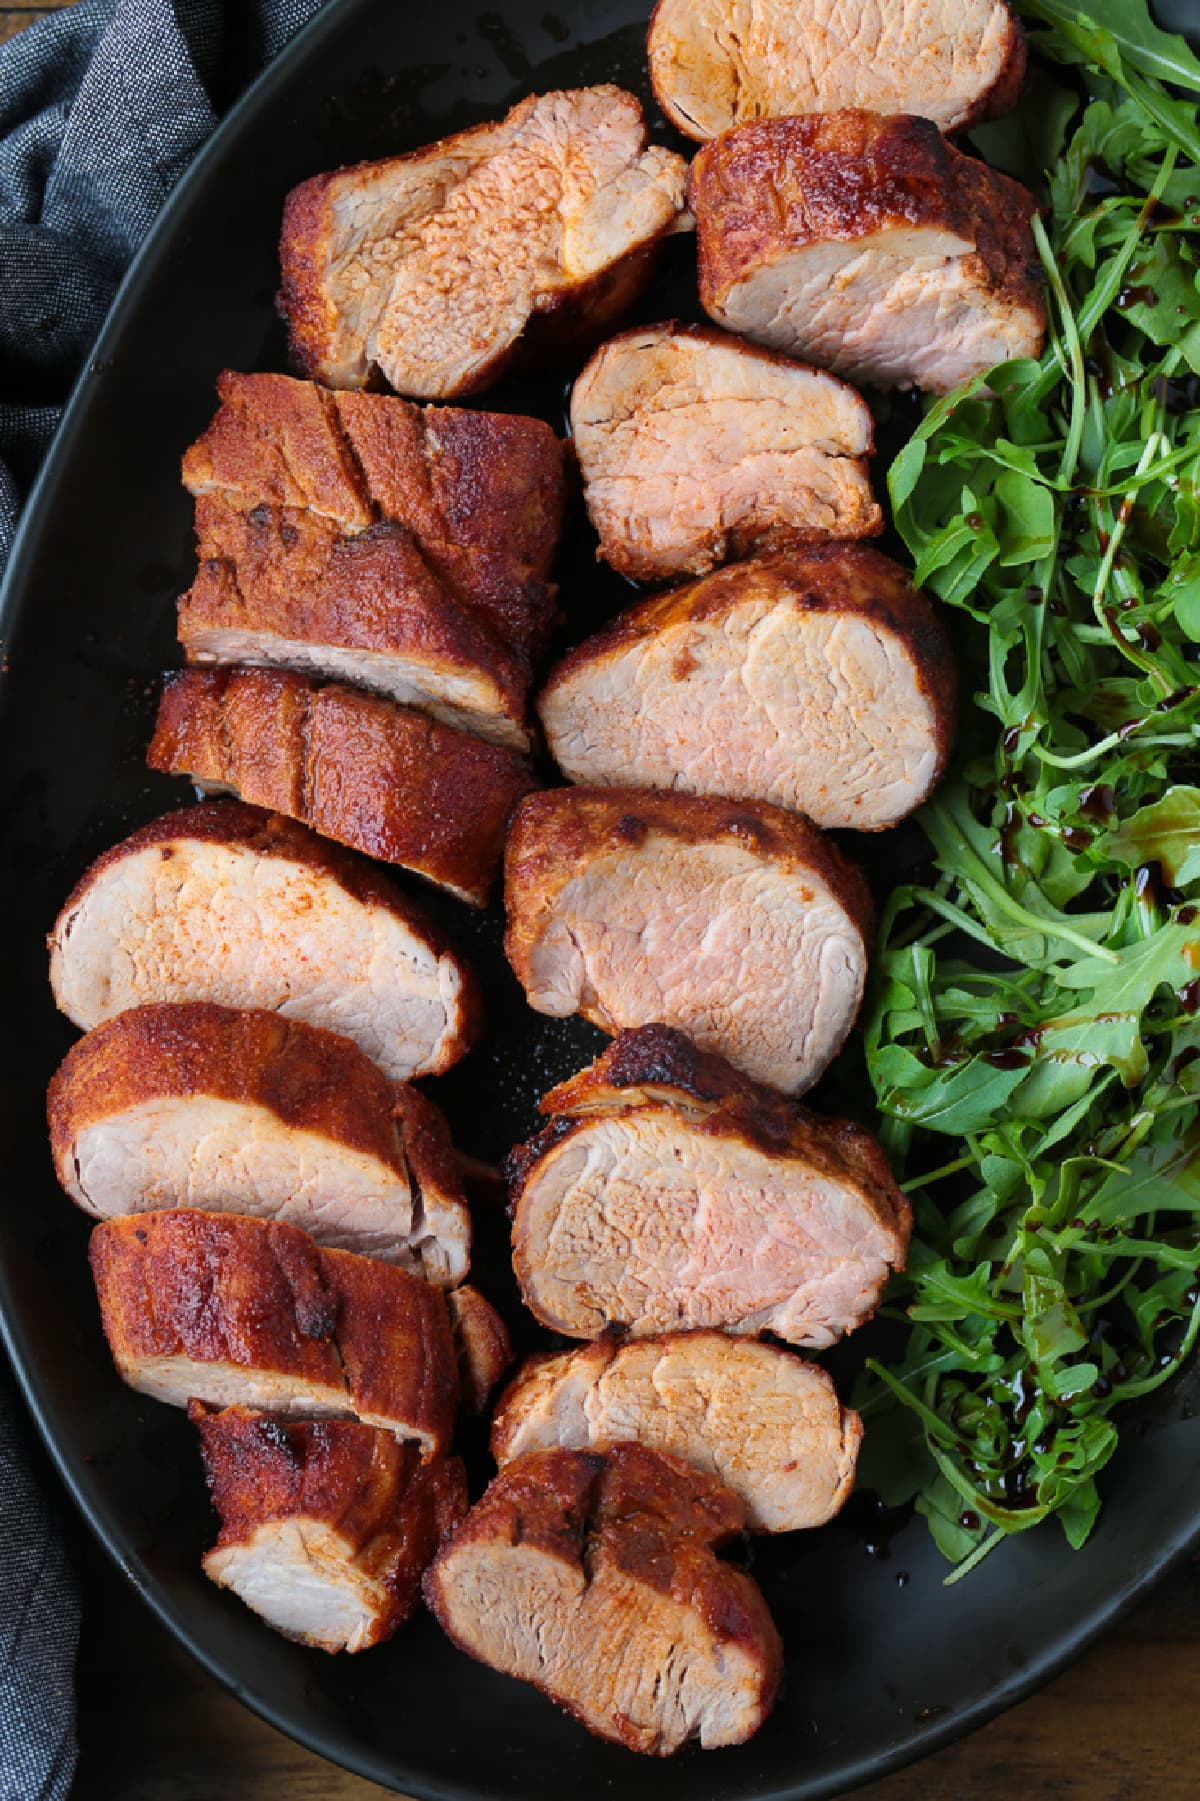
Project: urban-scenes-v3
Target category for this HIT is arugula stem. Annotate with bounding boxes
[1034,215,1087,486]
[1090,433,1173,694]
[1075,150,1178,344]
[902,1154,979,1194]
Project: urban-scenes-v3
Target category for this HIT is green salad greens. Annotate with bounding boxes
[858,0,1200,1578]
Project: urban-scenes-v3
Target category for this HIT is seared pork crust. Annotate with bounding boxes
[193,1404,468,1652]
[48,800,478,1082]
[569,323,881,582]
[148,666,537,906]
[424,1444,782,1754]
[647,0,1026,141]
[507,1025,910,1348]
[278,87,690,399]
[540,1017,783,1118]
[504,787,872,1093]
[491,1330,861,1532]
[447,1284,514,1414]
[182,502,536,749]
[91,1211,459,1451]
[690,111,1045,393]
[538,544,957,830]
[533,1019,893,1154]
[179,374,567,731]
[46,1003,471,1282]
[184,373,566,580]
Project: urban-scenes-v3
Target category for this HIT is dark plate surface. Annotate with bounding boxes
[3,2,1200,1796]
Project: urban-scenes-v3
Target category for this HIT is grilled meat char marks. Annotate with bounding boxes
[570,323,880,584]
[648,0,1025,141]
[48,800,477,1082]
[148,666,536,907]
[508,1025,910,1350]
[47,1003,471,1282]
[492,1330,861,1532]
[504,787,872,1094]
[90,1210,459,1452]
[690,110,1045,394]
[425,1443,782,1754]
[539,545,956,831]
[193,1404,468,1653]
[278,86,690,399]
[180,373,568,747]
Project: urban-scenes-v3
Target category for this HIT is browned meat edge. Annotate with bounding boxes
[147,667,538,906]
[504,786,875,986]
[688,111,1044,337]
[423,1443,782,1753]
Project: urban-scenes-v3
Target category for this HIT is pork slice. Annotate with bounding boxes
[179,375,566,741]
[48,800,476,1083]
[648,0,1025,141]
[492,1331,860,1531]
[181,368,372,526]
[333,391,568,581]
[690,111,1045,394]
[184,373,567,578]
[570,323,879,582]
[504,787,871,1094]
[447,1284,513,1413]
[182,501,534,750]
[279,87,690,399]
[91,1210,459,1451]
[193,1404,468,1652]
[148,666,537,906]
[182,374,565,676]
[539,544,956,830]
[424,1443,781,1753]
[47,1002,471,1283]
[508,1026,910,1350]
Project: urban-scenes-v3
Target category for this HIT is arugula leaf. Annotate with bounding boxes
[1023,0,1200,91]
[1102,787,1200,885]
[859,0,1200,1581]
[969,62,1079,190]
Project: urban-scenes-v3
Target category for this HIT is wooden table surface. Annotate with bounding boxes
[5,1,1196,1795]
[0,0,63,43]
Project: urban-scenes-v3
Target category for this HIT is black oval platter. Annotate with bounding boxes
[2,2,1200,1797]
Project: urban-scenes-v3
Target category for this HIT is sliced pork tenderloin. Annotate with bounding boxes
[690,111,1045,393]
[569,323,879,582]
[447,1285,514,1414]
[492,1331,860,1532]
[47,1003,470,1283]
[179,373,568,743]
[507,1025,910,1350]
[148,666,536,906]
[425,1443,781,1753]
[539,545,956,830]
[183,373,566,581]
[48,801,476,1083]
[648,0,1025,141]
[504,787,871,1094]
[182,504,536,750]
[279,87,690,399]
[193,1403,467,1652]
[90,1211,459,1451]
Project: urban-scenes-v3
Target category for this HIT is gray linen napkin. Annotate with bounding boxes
[0,1,326,1791]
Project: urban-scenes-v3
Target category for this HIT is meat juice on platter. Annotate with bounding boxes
[28,0,1200,1774]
